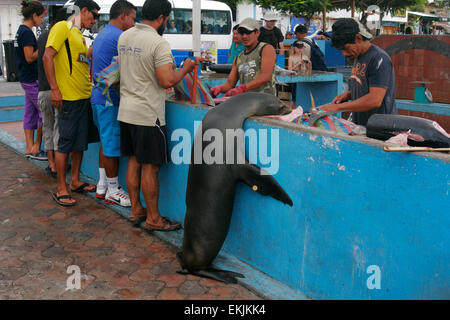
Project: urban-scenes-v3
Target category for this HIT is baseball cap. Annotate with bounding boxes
[332,18,373,40]
[238,18,261,31]
[263,12,278,21]
[294,24,308,34]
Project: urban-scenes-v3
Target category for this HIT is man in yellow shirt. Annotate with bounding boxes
[43,0,100,206]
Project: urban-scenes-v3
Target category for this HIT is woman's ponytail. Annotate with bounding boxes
[20,0,45,20]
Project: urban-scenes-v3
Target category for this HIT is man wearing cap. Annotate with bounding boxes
[210,17,277,97]
[258,12,284,53]
[294,24,327,71]
[320,18,397,126]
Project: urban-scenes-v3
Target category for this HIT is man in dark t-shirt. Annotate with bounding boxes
[258,12,284,53]
[320,18,397,126]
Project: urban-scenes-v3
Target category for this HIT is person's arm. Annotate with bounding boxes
[242,44,276,91]
[288,56,294,71]
[210,60,239,97]
[154,40,196,88]
[303,55,312,72]
[87,46,93,60]
[155,58,196,89]
[320,87,386,112]
[277,27,285,52]
[43,47,63,109]
[21,30,38,63]
[23,45,38,63]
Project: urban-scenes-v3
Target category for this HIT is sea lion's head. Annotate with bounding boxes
[227,92,291,116]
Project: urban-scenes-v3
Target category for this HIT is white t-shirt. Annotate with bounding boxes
[117,23,174,126]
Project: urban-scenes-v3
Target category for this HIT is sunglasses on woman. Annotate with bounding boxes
[237,28,256,35]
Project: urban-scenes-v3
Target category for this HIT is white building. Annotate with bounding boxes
[235,1,291,35]
[0,0,23,41]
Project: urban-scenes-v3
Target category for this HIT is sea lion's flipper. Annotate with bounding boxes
[196,268,245,284]
[178,268,244,284]
[238,163,293,206]
[177,252,244,284]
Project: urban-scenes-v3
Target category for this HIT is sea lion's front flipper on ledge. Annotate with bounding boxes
[237,163,293,206]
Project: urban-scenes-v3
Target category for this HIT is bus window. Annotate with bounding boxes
[201,10,231,34]
[99,8,230,35]
[163,9,230,34]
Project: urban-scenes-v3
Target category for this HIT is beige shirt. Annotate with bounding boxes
[117,23,173,126]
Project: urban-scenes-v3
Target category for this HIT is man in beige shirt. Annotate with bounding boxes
[118,0,195,231]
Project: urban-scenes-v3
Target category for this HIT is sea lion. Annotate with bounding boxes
[177,92,294,284]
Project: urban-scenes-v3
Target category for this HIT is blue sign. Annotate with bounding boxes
[290,18,318,36]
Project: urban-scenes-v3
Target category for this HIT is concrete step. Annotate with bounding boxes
[0,105,24,123]
[0,95,25,107]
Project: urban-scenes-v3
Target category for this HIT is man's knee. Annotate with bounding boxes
[142,163,161,174]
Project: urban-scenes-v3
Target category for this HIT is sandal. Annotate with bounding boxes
[129,215,146,226]
[70,182,96,193]
[142,216,181,232]
[52,192,76,206]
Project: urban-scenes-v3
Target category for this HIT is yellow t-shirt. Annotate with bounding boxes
[46,21,92,101]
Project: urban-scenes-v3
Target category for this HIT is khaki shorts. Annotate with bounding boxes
[38,90,59,151]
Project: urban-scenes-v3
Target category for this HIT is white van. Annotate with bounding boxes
[64,0,233,64]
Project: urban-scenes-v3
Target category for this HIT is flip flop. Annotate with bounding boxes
[52,192,76,206]
[45,166,57,179]
[70,182,96,193]
[142,217,182,232]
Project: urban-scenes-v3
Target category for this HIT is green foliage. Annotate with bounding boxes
[252,0,330,19]
[220,0,244,9]
[353,0,425,14]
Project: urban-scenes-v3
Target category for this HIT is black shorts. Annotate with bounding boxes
[120,121,169,165]
[58,99,99,154]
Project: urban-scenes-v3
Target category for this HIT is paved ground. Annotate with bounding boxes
[0,143,262,300]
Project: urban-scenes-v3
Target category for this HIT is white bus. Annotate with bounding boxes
[64,0,233,64]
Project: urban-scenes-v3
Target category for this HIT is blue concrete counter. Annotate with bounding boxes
[79,101,449,300]
[276,72,343,110]
[396,99,450,116]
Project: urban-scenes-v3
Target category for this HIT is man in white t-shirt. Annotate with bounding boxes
[118,0,195,231]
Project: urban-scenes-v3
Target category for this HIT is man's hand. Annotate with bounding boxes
[182,58,196,74]
[319,104,341,112]
[51,88,63,109]
[225,84,247,97]
[332,91,351,104]
[210,85,223,98]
